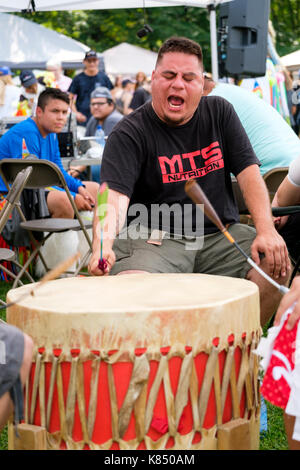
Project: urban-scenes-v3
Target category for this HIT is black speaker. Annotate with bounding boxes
[57,113,77,158]
[218,0,270,78]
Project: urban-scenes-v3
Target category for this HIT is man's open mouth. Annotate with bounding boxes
[168,95,184,108]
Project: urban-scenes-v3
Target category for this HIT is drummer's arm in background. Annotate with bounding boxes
[88,188,129,276]
[272,158,300,230]
[0,329,33,431]
[236,163,290,279]
[274,174,300,207]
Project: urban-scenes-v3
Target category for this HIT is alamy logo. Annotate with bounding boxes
[158,141,224,183]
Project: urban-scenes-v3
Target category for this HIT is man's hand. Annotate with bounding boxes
[75,186,95,211]
[236,165,291,280]
[274,277,300,330]
[251,227,290,279]
[88,246,116,276]
[68,165,86,177]
[76,111,87,123]
[88,188,129,276]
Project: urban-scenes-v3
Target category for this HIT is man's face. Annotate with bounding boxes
[90,98,112,121]
[47,66,61,81]
[25,83,38,94]
[36,99,69,135]
[151,52,204,126]
[84,58,99,74]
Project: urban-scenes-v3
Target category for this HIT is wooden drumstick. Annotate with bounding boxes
[0,252,81,311]
[185,179,289,295]
[32,252,81,292]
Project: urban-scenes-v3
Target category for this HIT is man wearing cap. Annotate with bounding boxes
[19,70,44,116]
[0,66,20,118]
[68,50,113,125]
[117,78,136,115]
[68,87,123,182]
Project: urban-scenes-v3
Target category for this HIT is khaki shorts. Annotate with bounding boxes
[110,223,256,279]
[193,223,257,278]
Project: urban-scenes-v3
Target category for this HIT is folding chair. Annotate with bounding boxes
[231,177,248,215]
[263,167,289,201]
[0,159,93,288]
[0,166,36,303]
[232,167,289,216]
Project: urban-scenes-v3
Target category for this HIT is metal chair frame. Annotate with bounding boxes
[0,166,36,303]
[0,159,93,288]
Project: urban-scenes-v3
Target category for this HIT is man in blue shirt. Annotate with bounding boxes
[0,88,99,218]
[68,50,113,126]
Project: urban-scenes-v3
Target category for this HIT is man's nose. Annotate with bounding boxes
[171,74,185,88]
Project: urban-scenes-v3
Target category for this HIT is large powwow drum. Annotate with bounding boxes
[7,274,261,450]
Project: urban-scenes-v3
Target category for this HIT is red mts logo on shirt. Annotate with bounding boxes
[158,141,224,183]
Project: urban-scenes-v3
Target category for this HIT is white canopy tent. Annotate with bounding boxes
[0,1,232,80]
[281,50,300,72]
[103,42,157,76]
[0,13,89,69]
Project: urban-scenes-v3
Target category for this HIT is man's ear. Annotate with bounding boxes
[35,106,42,118]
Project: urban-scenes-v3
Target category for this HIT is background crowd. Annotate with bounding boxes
[0,52,152,123]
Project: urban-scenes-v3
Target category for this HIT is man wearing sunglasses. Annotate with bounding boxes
[68,50,113,125]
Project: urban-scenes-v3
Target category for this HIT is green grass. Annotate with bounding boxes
[0,425,8,451]
[0,280,12,322]
[260,402,288,450]
[0,280,289,451]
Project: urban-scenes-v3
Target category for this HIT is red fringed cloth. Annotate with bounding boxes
[0,193,33,282]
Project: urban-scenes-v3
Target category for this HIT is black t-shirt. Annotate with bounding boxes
[129,87,151,111]
[68,71,113,121]
[101,97,260,236]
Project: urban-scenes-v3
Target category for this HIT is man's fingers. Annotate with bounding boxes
[273,247,283,279]
[251,245,260,265]
[88,251,115,277]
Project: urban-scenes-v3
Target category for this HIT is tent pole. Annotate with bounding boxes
[208,3,219,81]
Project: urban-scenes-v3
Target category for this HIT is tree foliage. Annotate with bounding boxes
[270,0,300,56]
[16,0,299,69]
[17,7,211,69]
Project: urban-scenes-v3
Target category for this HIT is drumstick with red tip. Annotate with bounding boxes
[185,179,289,295]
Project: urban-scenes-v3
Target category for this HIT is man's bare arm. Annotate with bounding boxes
[236,164,290,278]
[88,189,130,275]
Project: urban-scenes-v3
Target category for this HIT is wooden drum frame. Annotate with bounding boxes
[6,273,261,450]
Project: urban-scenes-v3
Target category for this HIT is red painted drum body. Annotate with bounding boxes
[7,274,261,450]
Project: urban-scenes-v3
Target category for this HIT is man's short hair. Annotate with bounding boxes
[37,87,70,110]
[156,36,203,68]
